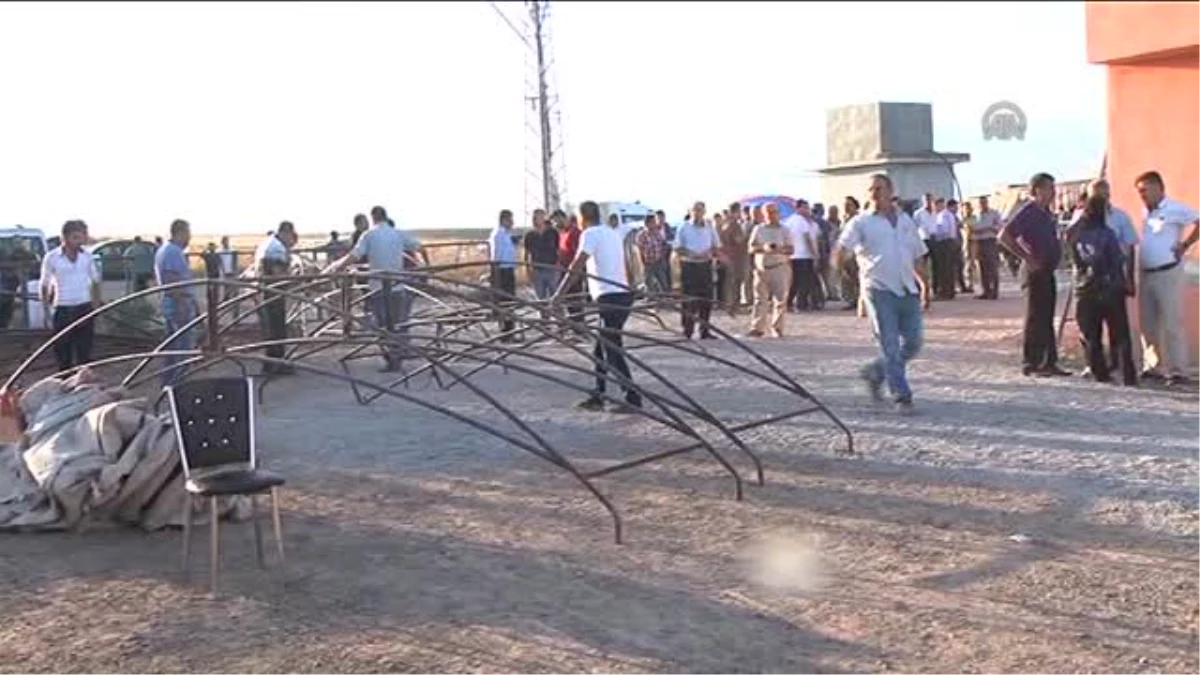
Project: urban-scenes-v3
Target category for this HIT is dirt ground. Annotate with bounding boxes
[1,277,1197,673]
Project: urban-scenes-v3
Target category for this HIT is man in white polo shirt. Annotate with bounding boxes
[784,199,820,311]
[833,174,932,414]
[39,219,102,373]
[552,200,642,412]
[1133,170,1199,386]
[674,201,721,339]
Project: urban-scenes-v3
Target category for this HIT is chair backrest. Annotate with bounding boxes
[166,377,256,477]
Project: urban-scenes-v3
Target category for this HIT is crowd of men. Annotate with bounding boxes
[25,166,1200,411]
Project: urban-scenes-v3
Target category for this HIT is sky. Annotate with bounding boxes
[0,1,1107,237]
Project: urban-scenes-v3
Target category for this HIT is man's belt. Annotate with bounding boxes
[1143,261,1179,274]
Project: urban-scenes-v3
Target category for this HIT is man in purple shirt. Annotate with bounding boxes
[1000,172,1070,377]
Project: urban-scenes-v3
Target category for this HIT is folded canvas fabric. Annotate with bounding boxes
[0,371,251,532]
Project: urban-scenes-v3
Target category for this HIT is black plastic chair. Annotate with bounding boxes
[166,376,286,595]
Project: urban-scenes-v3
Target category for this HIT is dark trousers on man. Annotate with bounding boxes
[680,261,714,337]
[259,289,289,372]
[51,302,95,373]
[1076,290,1137,385]
[592,292,639,404]
[714,263,728,306]
[788,258,819,311]
[491,266,517,338]
[1021,266,1059,372]
[931,239,957,299]
[975,239,1001,299]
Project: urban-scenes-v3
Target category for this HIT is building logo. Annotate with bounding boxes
[981,101,1027,141]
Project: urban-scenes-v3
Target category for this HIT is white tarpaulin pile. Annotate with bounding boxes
[0,371,250,532]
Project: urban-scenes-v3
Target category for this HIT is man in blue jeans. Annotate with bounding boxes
[154,219,200,387]
[552,200,643,412]
[834,174,932,413]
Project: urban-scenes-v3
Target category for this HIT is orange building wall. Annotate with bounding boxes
[1088,2,1200,369]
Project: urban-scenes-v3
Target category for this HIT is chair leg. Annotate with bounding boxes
[269,487,285,569]
[181,493,193,576]
[251,494,266,570]
[209,496,221,597]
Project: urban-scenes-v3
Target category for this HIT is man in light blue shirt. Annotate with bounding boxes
[489,209,520,340]
[153,219,199,387]
[329,205,427,371]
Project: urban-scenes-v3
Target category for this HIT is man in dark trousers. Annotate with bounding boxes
[253,221,298,376]
[552,201,642,412]
[39,220,102,373]
[1000,173,1071,377]
[674,201,721,339]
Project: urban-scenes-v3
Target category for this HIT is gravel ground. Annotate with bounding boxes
[2,277,1197,673]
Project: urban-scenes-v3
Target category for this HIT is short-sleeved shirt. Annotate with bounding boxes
[352,224,422,291]
[489,227,518,269]
[674,221,720,261]
[783,214,815,260]
[1003,201,1062,270]
[154,240,195,298]
[837,209,928,297]
[934,210,959,240]
[1139,196,1197,269]
[749,223,795,271]
[126,242,156,274]
[254,235,290,277]
[579,222,635,298]
[39,246,100,307]
[523,227,560,266]
[636,227,670,264]
[557,225,581,268]
[972,209,1002,240]
[913,208,938,241]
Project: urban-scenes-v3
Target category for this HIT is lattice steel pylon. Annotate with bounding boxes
[491,1,567,223]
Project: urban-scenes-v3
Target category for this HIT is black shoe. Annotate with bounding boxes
[1167,375,1193,388]
[700,332,717,340]
[1140,370,1165,381]
[1043,365,1073,377]
[612,393,643,414]
[576,395,605,411]
[1022,365,1052,377]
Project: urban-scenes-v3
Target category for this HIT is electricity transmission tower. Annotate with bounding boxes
[489,1,567,222]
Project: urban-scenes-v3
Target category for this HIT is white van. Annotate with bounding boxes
[0,225,49,329]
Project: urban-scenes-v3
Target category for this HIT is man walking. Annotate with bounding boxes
[1000,173,1071,377]
[329,205,426,371]
[674,201,721,339]
[834,175,931,413]
[837,196,862,311]
[1133,170,1198,386]
[747,202,795,338]
[154,219,200,386]
[552,201,642,412]
[39,219,102,373]
[523,208,560,301]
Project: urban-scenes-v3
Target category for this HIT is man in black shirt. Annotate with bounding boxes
[523,208,560,300]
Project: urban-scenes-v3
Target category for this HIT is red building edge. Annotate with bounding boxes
[1086,1,1200,369]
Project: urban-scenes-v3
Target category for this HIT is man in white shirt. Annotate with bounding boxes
[932,198,960,299]
[489,209,520,341]
[1133,170,1199,386]
[833,174,932,414]
[783,200,820,311]
[674,201,721,339]
[552,200,642,412]
[39,219,102,373]
[254,221,298,376]
[913,193,939,293]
